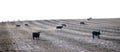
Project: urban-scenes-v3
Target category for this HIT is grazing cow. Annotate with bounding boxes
[92,30,101,39]
[25,24,29,26]
[32,32,40,40]
[62,24,67,27]
[87,18,92,20]
[56,25,64,29]
[16,25,21,27]
[56,24,66,29]
[80,22,85,24]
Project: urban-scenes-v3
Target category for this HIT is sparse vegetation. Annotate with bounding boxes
[0,18,120,52]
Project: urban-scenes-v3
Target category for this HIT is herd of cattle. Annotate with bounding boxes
[16,24,29,27]
[2,18,101,40]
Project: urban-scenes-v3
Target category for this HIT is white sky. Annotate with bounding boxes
[0,0,120,22]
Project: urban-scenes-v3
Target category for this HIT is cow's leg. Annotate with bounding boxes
[98,35,100,39]
[93,35,95,39]
[35,37,37,40]
[36,37,38,40]
[38,37,40,40]
[38,36,40,39]
[61,28,62,30]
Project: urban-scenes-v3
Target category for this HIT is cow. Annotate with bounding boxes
[16,25,21,27]
[56,24,66,29]
[56,25,64,29]
[92,30,101,39]
[32,32,40,40]
[80,22,85,24]
[87,18,92,20]
[25,24,29,26]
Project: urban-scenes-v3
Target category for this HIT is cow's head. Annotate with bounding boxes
[38,32,40,33]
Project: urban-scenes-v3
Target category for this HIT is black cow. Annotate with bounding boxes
[87,18,92,20]
[16,25,21,27]
[32,32,40,40]
[56,24,66,29]
[25,24,29,26]
[80,22,85,24]
[56,25,64,29]
[92,30,101,39]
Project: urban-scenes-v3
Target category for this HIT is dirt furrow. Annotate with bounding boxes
[0,22,14,52]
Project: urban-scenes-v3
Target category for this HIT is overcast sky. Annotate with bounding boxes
[0,0,120,21]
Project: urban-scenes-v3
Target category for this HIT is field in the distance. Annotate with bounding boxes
[0,18,120,52]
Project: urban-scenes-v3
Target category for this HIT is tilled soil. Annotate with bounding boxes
[0,19,120,52]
